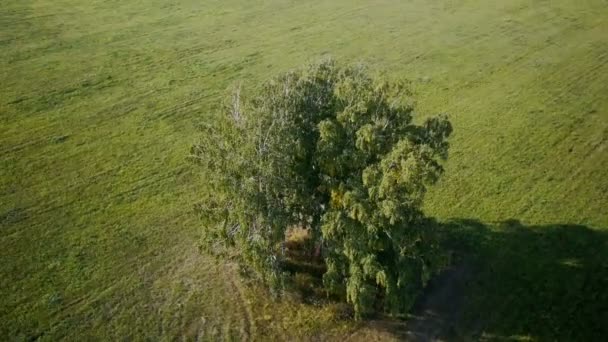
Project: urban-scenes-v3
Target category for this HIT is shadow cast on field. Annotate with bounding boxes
[375,219,608,341]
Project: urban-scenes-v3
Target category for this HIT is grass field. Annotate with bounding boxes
[1,0,607,340]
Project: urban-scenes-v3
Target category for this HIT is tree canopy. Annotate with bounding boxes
[190,59,453,318]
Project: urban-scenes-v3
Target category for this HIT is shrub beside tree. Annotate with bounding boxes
[190,59,453,318]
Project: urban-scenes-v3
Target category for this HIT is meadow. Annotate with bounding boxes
[1,0,607,340]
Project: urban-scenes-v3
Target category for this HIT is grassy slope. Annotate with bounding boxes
[1,0,606,340]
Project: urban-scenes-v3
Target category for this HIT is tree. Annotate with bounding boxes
[190,59,453,318]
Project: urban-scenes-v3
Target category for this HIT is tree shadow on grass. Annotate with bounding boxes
[387,218,608,341]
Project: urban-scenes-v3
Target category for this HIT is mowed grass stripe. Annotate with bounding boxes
[425,23,608,224]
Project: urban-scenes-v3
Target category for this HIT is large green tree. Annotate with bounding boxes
[190,59,452,318]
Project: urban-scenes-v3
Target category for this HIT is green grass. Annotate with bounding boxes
[1,0,606,340]
[439,219,608,340]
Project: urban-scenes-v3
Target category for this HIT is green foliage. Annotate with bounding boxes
[191,59,453,318]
